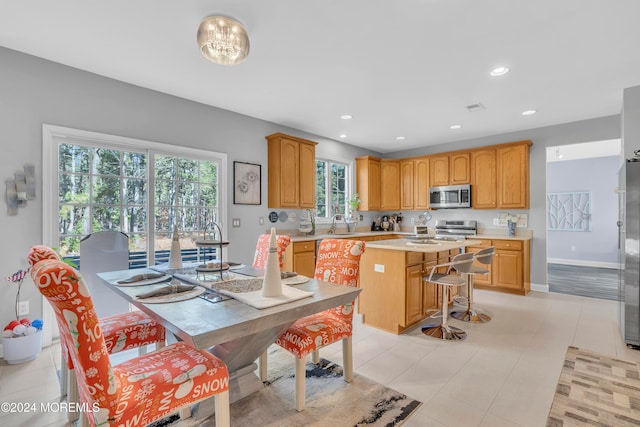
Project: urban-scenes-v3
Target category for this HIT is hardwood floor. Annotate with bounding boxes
[547,263,620,301]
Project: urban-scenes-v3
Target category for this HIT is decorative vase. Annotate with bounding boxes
[261,227,283,297]
[168,225,183,268]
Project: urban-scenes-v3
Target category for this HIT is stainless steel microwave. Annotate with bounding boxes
[429,184,471,208]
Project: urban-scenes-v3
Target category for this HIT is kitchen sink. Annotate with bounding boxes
[405,239,441,246]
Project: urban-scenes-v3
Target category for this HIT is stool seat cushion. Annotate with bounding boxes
[424,273,467,286]
[469,265,490,275]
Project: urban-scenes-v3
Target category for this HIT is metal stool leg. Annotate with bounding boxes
[451,273,491,323]
[422,284,467,341]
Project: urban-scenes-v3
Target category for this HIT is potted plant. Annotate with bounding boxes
[346,193,362,231]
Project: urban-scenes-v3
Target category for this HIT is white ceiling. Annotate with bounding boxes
[1,1,639,154]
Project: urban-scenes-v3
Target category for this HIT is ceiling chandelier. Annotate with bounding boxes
[197,16,250,66]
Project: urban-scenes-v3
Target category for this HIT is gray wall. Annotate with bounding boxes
[0,46,375,331]
[546,156,619,265]
[624,86,640,159]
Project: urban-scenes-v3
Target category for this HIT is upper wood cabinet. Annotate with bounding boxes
[380,159,400,210]
[429,153,470,186]
[400,160,414,210]
[356,156,381,211]
[497,142,531,209]
[471,149,497,209]
[414,157,430,210]
[429,155,449,186]
[266,133,317,208]
[450,153,470,184]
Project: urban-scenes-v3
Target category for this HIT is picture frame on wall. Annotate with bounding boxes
[233,161,261,205]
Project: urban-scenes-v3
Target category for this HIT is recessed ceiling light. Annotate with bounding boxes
[340,114,353,120]
[339,134,347,138]
[521,109,537,116]
[490,66,510,77]
[450,124,462,130]
[396,136,406,141]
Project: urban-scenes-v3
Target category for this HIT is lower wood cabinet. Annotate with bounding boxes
[466,238,530,295]
[283,241,316,278]
[358,248,450,334]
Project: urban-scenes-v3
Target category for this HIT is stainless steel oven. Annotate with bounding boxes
[429,184,471,209]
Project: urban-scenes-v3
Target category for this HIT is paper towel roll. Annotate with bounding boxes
[261,227,283,297]
[168,225,183,268]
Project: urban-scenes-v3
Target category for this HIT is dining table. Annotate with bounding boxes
[96,268,361,417]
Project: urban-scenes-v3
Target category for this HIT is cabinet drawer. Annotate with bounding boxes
[494,240,523,251]
[406,251,423,265]
[467,239,492,248]
[293,241,315,253]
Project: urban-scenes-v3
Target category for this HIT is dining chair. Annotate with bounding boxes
[451,246,495,323]
[27,245,166,421]
[29,257,230,427]
[252,233,292,269]
[421,252,475,341]
[269,238,365,411]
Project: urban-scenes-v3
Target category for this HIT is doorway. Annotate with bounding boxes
[545,139,621,300]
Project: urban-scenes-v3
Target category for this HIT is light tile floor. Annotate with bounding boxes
[1,289,639,427]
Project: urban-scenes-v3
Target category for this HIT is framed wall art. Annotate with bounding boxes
[233,161,261,205]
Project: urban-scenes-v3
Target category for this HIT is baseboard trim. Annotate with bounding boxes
[531,283,549,293]
[547,258,620,270]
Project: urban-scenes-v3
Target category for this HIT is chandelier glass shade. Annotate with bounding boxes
[197,16,250,66]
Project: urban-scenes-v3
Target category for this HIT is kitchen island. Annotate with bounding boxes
[357,238,481,334]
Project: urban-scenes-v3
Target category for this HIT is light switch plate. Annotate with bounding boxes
[232,218,241,227]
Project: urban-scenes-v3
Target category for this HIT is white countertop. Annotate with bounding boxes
[287,230,530,242]
[363,238,482,253]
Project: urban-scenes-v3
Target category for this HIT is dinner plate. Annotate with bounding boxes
[282,275,310,285]
[115,274,171,287]
[133,286,206,303]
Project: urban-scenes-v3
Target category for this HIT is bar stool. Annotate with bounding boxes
[421,252,475,341]
[451,246,495,323]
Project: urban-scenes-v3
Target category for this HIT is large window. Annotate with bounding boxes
[44,125,226,267]
[315,158,349,220]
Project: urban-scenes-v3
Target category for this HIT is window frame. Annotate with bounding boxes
[42,124,228,263]
[314,155,354,223]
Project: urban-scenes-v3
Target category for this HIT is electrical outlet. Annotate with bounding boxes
[18,301,29,316]
[374,264,385,273]
[410,218,415,224]
[571,246,576,252]
[259,217,264,225]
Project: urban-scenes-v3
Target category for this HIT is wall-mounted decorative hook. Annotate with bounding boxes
[5,165,35,215]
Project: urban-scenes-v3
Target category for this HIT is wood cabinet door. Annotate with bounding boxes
[294,250,316,278]
[414,157,430,209]
[279,138,300,207]
[298,142,316,208]
[356,157,381,211]
[422,260,438,311]
[467,243,493,286]
[493,250,523,289]
[471,149,497,209]
[400,160,414,210]
[405,263,424,325]
[429,155,449,186]
[497,144,529,209]
[380,160,400,210]
[450,153,470,184]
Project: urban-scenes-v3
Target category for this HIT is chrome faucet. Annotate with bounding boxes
[328,213,344,234]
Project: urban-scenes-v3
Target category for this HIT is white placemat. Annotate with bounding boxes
[282,275,310,285]
[216,285,313,309]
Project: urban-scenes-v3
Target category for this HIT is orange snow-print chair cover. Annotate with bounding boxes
[252,233,292,269]
[27,246,166,372]
[30,258,230,427]
[274,238,365,411]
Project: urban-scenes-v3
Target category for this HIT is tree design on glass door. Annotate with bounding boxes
[547,192,592,231]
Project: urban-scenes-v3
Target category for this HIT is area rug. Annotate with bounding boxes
[547,346,640,426]
[157,346,421,427]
